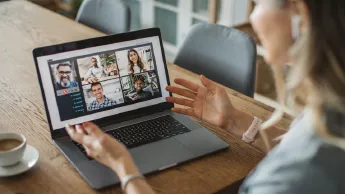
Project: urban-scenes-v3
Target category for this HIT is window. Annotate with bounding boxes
[127,0,249,60]
[193,0,208,16]
[155,0,178,6]
[154,7,177,45]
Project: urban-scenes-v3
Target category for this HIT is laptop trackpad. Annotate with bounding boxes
[174,128,229,156]
[130,138,195,173]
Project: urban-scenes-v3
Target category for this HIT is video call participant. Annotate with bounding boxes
[88,82,117,111]
[105,62,118,76]
[85,57,108,83]
[128,49,147,75]
[55,63,79,90]
[127,75,152,101]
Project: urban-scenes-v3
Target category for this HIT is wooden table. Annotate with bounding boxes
[0,1,292,193]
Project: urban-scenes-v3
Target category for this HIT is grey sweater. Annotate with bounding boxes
[240,109,345,193]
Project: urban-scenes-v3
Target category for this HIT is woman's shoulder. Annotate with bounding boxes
[241,142,345,193]
[241,154,341,193]
[241,110,345,193]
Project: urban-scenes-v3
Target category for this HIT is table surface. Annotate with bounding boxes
[0,1,292,193]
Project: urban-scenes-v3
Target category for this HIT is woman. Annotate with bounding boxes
[66,0,345,193]
[128,49,147,74]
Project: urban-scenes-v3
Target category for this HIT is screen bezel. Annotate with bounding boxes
[33,28,173,139]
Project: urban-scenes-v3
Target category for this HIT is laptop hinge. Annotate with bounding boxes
[98,106,168,128]
[51,102,173,140]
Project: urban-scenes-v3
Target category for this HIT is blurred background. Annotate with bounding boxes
[28,0,252,60]
[25,0,276,106]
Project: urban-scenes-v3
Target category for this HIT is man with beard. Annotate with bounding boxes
[85,57,107,83]
[55,63,79,90]
[88,82,117,111]
[128,74,153,101]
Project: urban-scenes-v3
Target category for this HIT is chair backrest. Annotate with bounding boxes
[174,23,257,97]
[76,0,130,34]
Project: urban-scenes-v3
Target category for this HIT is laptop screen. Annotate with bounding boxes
[36,36,170,130]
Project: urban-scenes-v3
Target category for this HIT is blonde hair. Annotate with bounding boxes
[259,0,345,151]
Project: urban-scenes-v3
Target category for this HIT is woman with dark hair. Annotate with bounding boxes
[66,0,345,193]
[128,49,147,74]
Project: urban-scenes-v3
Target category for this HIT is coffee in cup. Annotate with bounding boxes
[0,139,23,151]
[0,133,27,166]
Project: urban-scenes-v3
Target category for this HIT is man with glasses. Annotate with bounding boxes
[88,82,117,111]
[55,63,79,90]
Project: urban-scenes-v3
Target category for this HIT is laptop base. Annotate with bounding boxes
[55,110,229,189]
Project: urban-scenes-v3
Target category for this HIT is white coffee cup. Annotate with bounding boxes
[0,133,27,166]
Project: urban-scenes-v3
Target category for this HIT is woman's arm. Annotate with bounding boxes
[65,123,155,194]
[110,156,155,194]
[165,76,287,153]
[225,110,287,152]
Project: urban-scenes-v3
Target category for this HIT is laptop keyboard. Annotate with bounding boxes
[74,115,191,160]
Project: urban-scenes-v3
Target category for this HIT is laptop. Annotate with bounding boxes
[32,28,229,189]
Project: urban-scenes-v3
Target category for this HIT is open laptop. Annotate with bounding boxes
[32,28,229,189]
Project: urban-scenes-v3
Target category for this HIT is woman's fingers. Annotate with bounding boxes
[84,146,92,157]
[166,97,194,108]
[98,134,123,151]
[174,78,200,92]
[171,108,195,117]
[82,122,103,137]
[200,75,217,89]
[166,86,197,99]
[76,124,86,134]
[66,124,78,139]
[66,124,94,145]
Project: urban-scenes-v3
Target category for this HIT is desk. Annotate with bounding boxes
[0,1,292,193]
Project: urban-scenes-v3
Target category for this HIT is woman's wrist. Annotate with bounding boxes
[251,126,287,152]
[110,155,155,193]
[110,155,140,180]
[225,109,254,138]
[225,109,287,152]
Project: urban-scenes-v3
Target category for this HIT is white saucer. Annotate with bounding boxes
[0,144,39,177]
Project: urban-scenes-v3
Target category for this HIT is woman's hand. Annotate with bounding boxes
[66,123,156,193]
[166,75,236,128]
[65,122,139,179]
